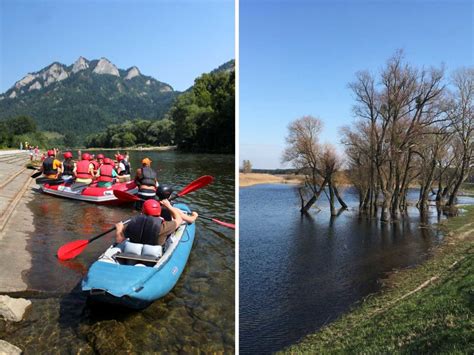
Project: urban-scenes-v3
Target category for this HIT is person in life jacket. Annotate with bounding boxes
[133,157,159,211]
[116,154,131,182]
[115,199,197,247]
[73,153,95,184]
[95,158,118,188]
[134,157,159,199]
[90,154,100,175]
[41,150,62,179]
[61,151,75,182]
[155,185,174,221]
[96,154,105,168]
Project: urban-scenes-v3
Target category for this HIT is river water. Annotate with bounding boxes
[239,184,473,354]
[1,151,235,353]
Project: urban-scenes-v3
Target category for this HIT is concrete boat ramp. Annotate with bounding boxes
[0,151,36,292]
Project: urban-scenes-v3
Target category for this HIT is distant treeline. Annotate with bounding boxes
[0,115,49,148]
[85,68,235,153]
[241,168,298,174]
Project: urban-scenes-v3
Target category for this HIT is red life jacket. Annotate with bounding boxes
[97,164,114,183]
[76,160,92,179]
[91,160,100,170]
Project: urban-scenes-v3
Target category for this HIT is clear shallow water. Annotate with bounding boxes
[239,184,473,354]
[1,151,234,353]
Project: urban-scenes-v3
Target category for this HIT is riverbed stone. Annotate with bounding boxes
[0,339,22,354]
[85,320,133,353]
[0,296,31,322]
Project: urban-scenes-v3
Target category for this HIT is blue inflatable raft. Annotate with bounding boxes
[81,203,195,309]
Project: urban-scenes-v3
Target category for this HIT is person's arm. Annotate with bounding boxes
[181,211,198,224]
[89,163,95,178]
[94,168,101,178]
[115,222,126,243]
[134,168,142,182]
[160,199,183,226]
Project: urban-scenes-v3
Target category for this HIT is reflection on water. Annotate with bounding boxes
[239,184,473,354]
[1,151,234,353]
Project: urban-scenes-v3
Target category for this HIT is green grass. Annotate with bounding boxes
[283,206,474,354]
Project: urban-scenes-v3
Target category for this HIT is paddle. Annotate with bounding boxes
[31,171,42,178]
[171,175,214,200]
[35,177,65,185]
[57,219,131,261]
[113,190,235,230]
[199,216,236,229]
[113,175,214,202]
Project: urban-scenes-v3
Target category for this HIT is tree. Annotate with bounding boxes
[242,160,252,173]
[282,115,346,215]
[345,51,445,221]
[446,67,474,206]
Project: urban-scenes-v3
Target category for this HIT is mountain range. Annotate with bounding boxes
[0,57,186,142]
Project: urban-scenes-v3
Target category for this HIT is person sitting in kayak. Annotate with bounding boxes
[96,154,105,168]
[116,154,131,182]
[61,151,75,182]
[90,154,100,174]
[115,199,198,247]
[156,185,174,221]
[74,153,95,184]
[95,158,118,188]
[41,150,62,179]
[134,157,158,203]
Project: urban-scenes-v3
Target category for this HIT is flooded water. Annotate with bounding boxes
[1,151,234,353]
[239,184,474,354]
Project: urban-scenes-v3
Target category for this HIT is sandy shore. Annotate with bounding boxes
[239,173,303,187]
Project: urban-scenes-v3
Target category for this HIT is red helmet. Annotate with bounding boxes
[103,158,113,165]
[63,151,73,159]
[47,150,55,156]
[97,154,105,159]
[142,199,161,217]
[81,153,91,161]
[116,154,124,161]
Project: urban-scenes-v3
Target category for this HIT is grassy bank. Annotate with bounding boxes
[283,206,474,353]
[239,173,304,187]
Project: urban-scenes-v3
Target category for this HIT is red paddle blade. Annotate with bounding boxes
[113,189,141,202]
[212,218,235,230]
[177,175,214,197]
[57,240,89,261]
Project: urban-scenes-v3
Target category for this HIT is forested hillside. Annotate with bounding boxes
[86,60,235,153]
[0,57,178,144]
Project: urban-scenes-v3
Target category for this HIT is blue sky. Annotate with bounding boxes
[240,0,473,169]
[0,0,234,92]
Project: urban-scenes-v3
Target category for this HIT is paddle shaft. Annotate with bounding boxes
[90,218,131,242]
[57,219,132,260]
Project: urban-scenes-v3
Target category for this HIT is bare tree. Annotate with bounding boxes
[282,116,346,215]
[346,51,445,221]
[446,67,474,206]
[242,160,253,173]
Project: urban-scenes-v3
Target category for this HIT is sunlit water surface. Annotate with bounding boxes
[239,184,473,354]
[1,151,234,353]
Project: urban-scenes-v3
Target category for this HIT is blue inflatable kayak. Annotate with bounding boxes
[81,203,195,309]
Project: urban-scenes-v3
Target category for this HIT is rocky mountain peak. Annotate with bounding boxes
[124,66,141,80]
[14,74,36,89]
[72,56,89,73]
[42,63,69,87]
[93,58,120,77]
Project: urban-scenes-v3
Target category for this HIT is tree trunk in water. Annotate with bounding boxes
[300,181,327,214]
[381,195,391,222]
[328,182,336,216]
[334,185,348,209]
[419,158,437,213]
